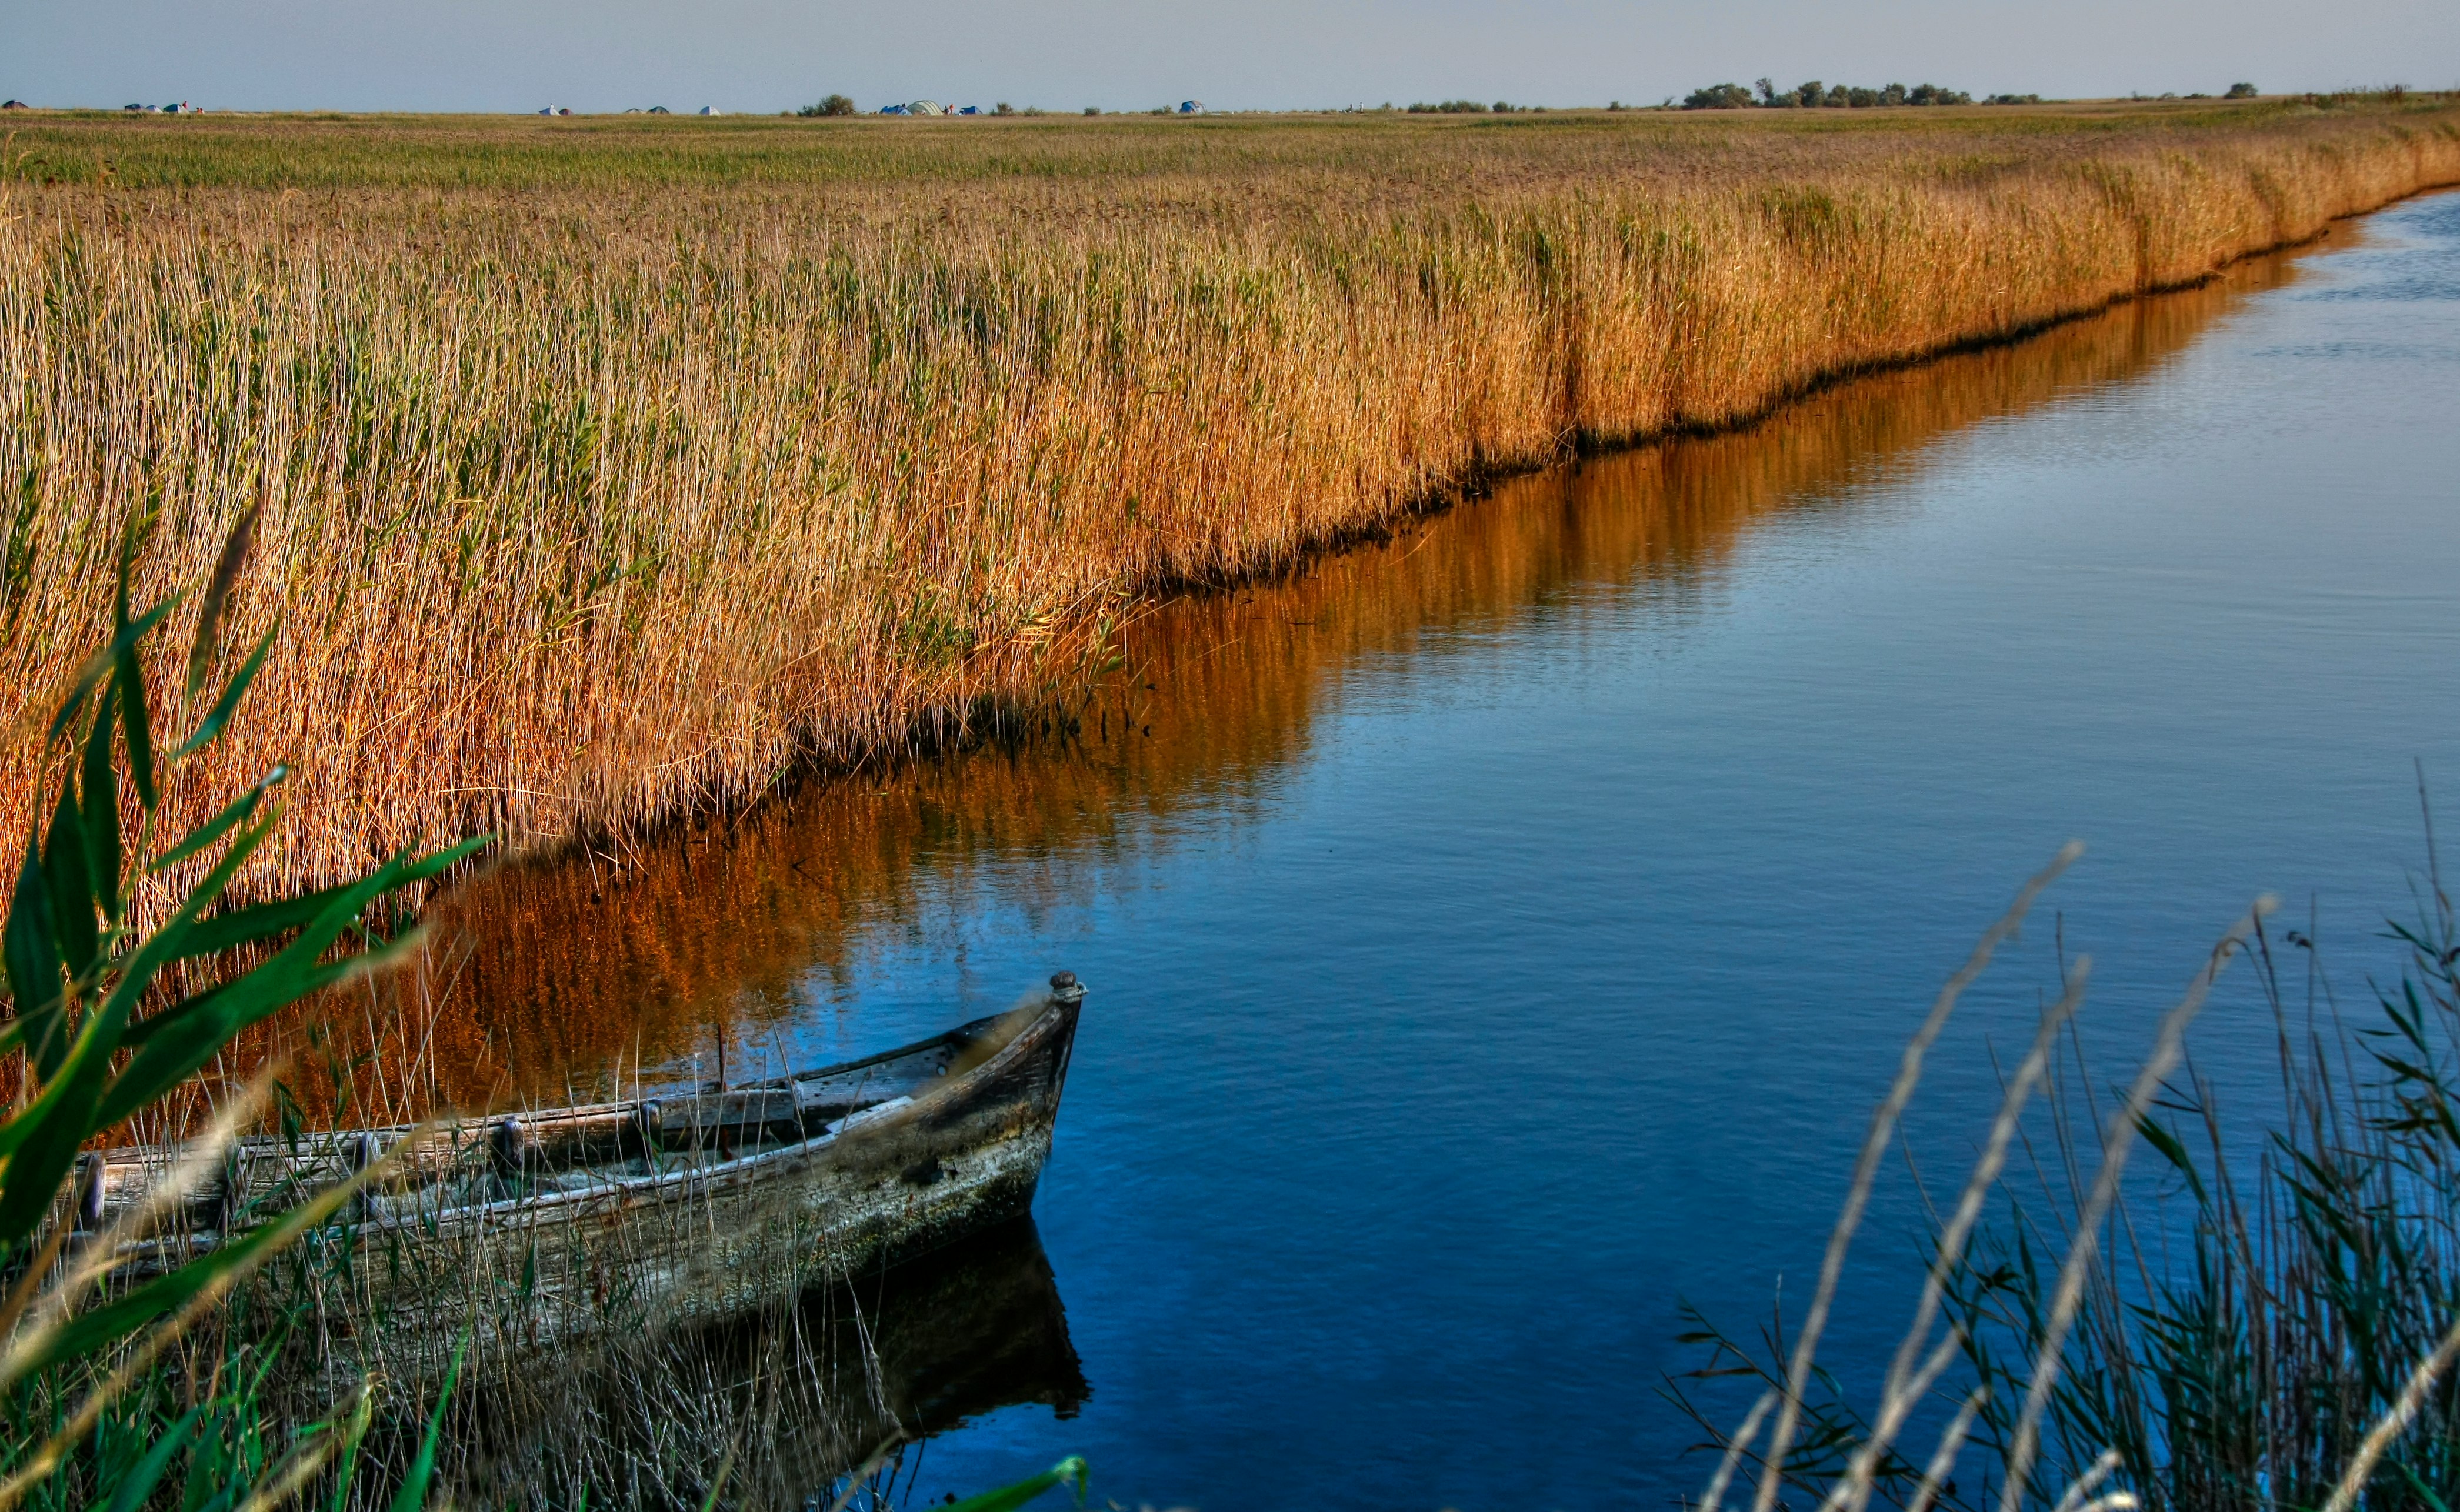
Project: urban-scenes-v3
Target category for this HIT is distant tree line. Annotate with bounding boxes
[691,81,2279,122]
[1406,100,1541,114]
[1685,79,1978,109]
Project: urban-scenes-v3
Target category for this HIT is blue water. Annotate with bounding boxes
[466,191,2460,1509]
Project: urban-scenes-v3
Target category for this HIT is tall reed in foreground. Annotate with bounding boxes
[0,521,478,1509]
[4,103,2457,894]
[1674,827,2460,1508]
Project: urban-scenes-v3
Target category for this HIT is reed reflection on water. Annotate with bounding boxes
[324,243,2294,1122]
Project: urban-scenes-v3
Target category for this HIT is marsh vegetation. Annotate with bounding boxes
[3,102,2456,896]
[3,129,2458,1506]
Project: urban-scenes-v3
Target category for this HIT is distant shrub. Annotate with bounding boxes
[796,94,856,118]
[995,102,1014,115]
[2226,81,2259,98]
[1682,82,1756,110]
[1983,92,2044,105]
[1082,106,1101,116]
[1406,99,1490,114]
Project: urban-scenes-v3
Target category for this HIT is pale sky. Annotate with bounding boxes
[6,0,2455,115]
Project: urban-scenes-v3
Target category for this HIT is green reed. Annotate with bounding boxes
[1673,834,2460,1509]
[1942,856,2460,1507]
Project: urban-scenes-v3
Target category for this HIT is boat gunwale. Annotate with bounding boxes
[92,1002,1035,1167]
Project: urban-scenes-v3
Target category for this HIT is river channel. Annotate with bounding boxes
[410,190,2460,1508]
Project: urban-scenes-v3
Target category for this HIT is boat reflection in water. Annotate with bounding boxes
[461,1219,1088,1510]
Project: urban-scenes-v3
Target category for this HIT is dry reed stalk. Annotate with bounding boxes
[1691,892,2284,1511]
[1704,1390,1781,1512]
[2318,1310,2460,1512]
[1901,1389,1986,1512]
[3,106,2456,897]
[1992,899,2272,1512]
[1817,959,2090,1512]
[1753,842,2082,1512]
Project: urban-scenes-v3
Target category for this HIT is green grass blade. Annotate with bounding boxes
[41,777,97,984]
[389,1330,469,1512]
[144,785,270,877]
[0,1002,113,1164]
[2132,1113,2208,1204]
[117,635,159,815]
[171,879,359,960]
[44,601,178,750]
[119,978,234,1050]
[944,1457,1089,1512]
[0,1002,122,1241]
[102,1409,204,1512]
[4,836,65,1074]
[0,800,280,1165]
[105,542,168,816]
[79,679,122,923]
[324,1384,377,1512]
[97,833,478,1127]
[2402,1462,2453,1512]
[174,626,278,759]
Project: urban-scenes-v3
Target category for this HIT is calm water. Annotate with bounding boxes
[431,191,2460,1508]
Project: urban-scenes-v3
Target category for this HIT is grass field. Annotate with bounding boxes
[5,98,2458,894]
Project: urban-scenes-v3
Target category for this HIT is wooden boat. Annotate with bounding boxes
[71,973,1086,1359]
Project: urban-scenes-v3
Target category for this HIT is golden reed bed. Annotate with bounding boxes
[4,99,2457,892]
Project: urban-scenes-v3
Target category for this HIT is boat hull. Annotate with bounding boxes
[77,991,1082,1373]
